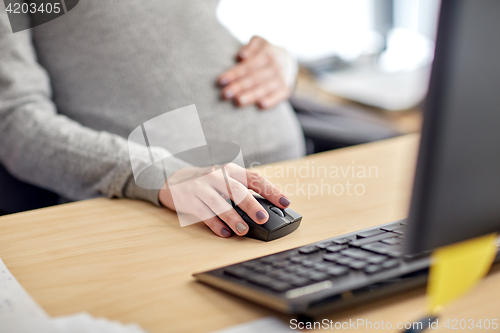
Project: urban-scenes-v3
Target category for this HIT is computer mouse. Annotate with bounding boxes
[228,195,302,241]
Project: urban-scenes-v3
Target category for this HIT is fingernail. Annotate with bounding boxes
[238,95,247,105]
[239,50,247,59]
[236,222,247,233]
[259,101,268,109]
[279,197,290,207]
[219,77,229,86]
[256,210,267,221]
[221,227,231,237]
[224,90,234,99]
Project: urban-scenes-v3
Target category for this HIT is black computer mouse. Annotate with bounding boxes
[228,195,302,241]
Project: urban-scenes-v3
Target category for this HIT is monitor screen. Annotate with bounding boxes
[405,0,500,254]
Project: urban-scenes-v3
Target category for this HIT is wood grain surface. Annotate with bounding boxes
[1,134,498,333]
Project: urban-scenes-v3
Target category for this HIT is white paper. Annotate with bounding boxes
[0,259,61,333]
[0,259,148,333]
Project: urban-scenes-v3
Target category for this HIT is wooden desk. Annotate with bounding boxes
[1,134,499,332]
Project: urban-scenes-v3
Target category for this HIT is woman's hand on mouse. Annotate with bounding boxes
[158,163,291,238]
[217,36,298,110]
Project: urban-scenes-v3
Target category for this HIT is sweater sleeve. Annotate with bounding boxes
[0,11,188,206]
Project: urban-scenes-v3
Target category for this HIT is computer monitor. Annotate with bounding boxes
[405,0,500,254]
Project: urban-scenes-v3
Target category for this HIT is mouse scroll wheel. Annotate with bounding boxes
[270,206,285,217]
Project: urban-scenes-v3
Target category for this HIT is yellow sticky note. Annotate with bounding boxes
[427,232,498,314]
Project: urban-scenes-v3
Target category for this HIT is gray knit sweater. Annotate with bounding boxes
[0,0,305,206]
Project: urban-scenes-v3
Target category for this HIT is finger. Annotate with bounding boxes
[197,188,249,236]
[221,65,276,104]
[218,52,269,90]
[235,76,284,107]
[228,168,291,210]
[212,177,269,225]
[257,86,292,110]
[234,190,269,225]
[203,216,232,238]
[191,198,232,238]
[238,36,266,60]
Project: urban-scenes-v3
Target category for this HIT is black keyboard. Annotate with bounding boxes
[193,220,500,317]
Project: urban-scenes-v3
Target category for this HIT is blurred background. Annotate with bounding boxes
[218,0,441,153]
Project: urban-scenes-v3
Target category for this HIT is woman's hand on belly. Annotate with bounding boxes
[158,163,291,238]
[217,36,297,110]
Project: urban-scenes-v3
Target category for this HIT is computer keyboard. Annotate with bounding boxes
[224,221,409,291]
[194,221,500,316]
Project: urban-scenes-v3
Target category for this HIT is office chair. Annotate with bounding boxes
[290,97,401,154]
[0,163,59,215]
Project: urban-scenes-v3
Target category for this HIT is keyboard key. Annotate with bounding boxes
[268,270,288,279]
[333,238,351,245]
[323,253,341,262]
[382,259,401,269]
[381,237,402,245]
[349,232,398,247]
[325,245,348,252]
[365,265,383,274]
[362,242,401,255]
[289,256,306,264]
[268,281,292,292]
[340,248,373,260]
[366,255,388,264]
[356,229,385,238]
[287,276,311,287]
[336,256,354,266]
[315,241,333,249]
[299,246,320,254]
[254,265,274,274]
[349,260,368,270]
[284,265,302,273]
[380,224,406,232]
[302,260,316,268]
[260,258,274,265]
[224,266,250,279]
[271,261,289,269]
[241,261,261,270]
[295,267,310,276]
[304,271,329,282]
[313,263,331,271]
[296,269,328,281]
[247,274,274,287]
[278,274,296,282]
[325,265,349,276]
